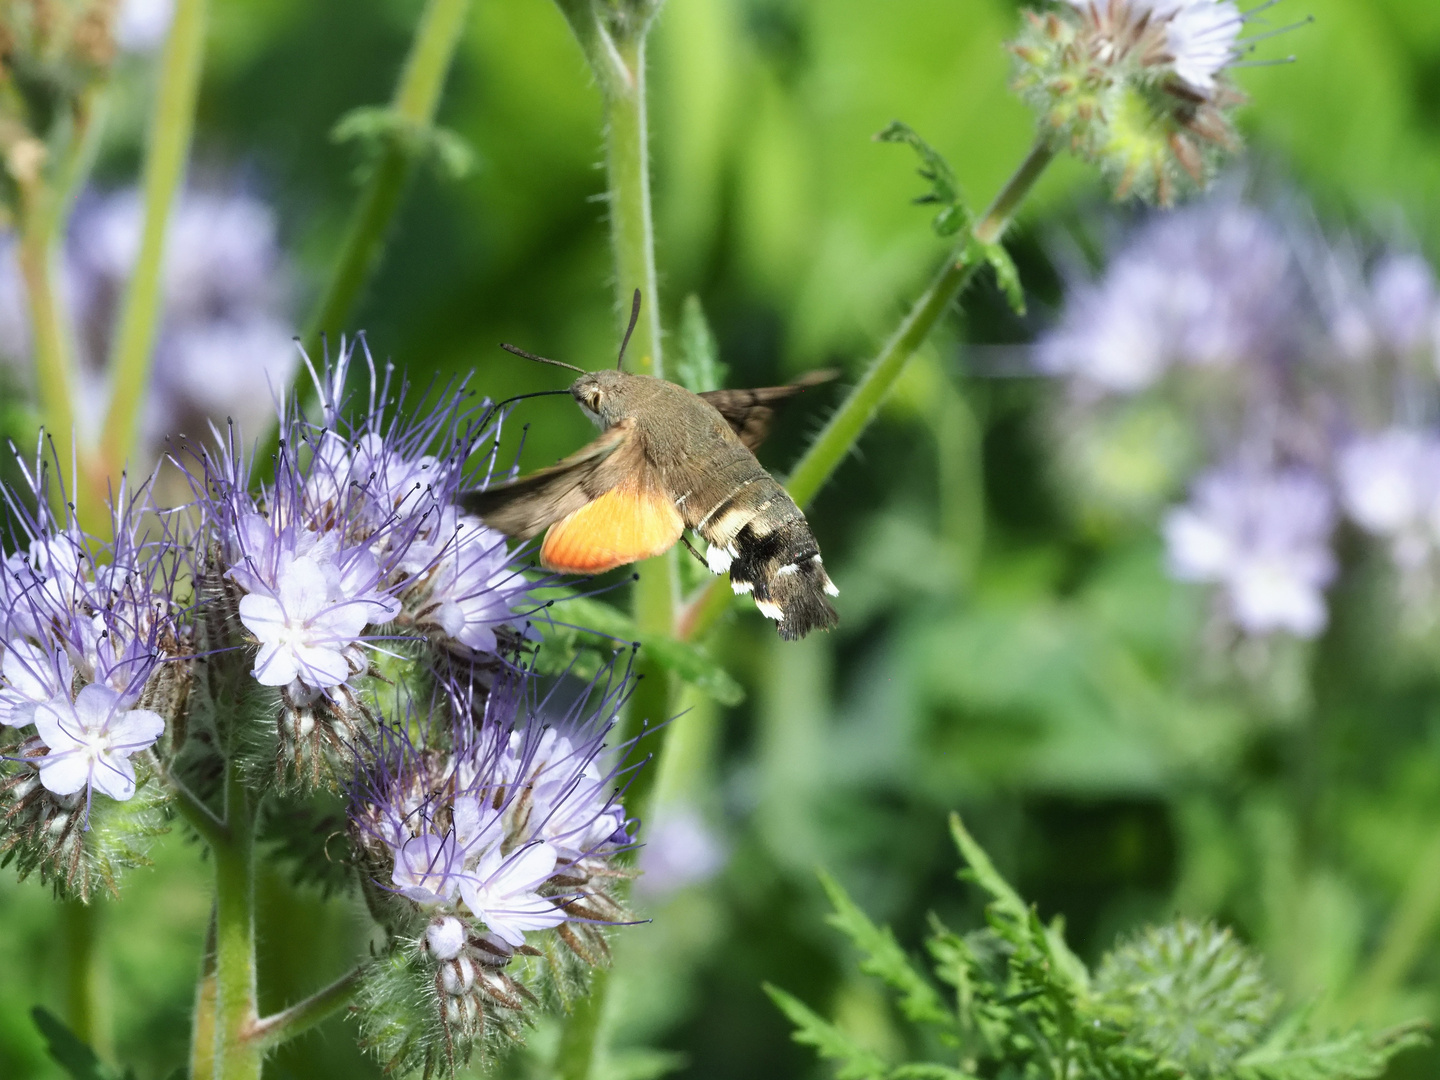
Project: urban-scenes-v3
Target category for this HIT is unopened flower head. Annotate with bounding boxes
[0,447,188,897]
[1163,464,1336,638]
[349,660,638,1074]
[191,343,532,784]
[1011,0,1258,203]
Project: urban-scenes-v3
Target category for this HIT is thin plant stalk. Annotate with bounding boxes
[190,914,218,1080]
[678,138,1057,641]
[254,0,472,469]
[100,0,210,486]
[60,899,105,1054]
[549,5,672,1078]
[212,758,261,1080]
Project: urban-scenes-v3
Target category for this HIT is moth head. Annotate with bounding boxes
[570,370,629,426]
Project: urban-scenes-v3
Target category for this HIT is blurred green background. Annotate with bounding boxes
[7,0,1440,1076]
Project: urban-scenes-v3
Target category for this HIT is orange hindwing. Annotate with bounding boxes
[539,480,683,574]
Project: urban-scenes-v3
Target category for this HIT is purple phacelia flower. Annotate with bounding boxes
[0,448,188,895]
[1040,194,1296,394]
[350,657,639,1056]
[189,341,534,780]
[1163,464,1336,638]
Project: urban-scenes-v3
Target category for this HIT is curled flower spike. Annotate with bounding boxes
[1011,0,1275,203]
[0,443,188,898]
[186,339,534,787]
[349,656,640,1076]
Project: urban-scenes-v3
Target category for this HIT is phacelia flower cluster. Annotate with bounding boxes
[192,345,534,784]
[1011,0,1252,203]
[350,665,636,1074]
[1040,184,1440,642]
[0,451,188,896]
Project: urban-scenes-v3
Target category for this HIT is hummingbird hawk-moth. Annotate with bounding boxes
[462,294,839,640]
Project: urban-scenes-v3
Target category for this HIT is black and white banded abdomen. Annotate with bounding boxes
[692,473,838,640]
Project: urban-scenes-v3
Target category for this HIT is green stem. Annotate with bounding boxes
[785,138,1054,508]
[550,6,668,1080]
[302,0,472,359]
[190,911,218,1080]
[60,900,105,1055]
[213,759,261,1080]
[245,965,366,1051]
[252,0,473,467]
[100,0,209,481]
[554,966,611,1080]
[169,775,230,848]
[678,137,1056,641]
[17,226,80,489]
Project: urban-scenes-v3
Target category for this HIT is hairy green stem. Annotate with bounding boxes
[213,760,260,1080]
[678,138,1056,641]
[100,0,209,482]
[190,912,218,1080]
[550,5,668,1079]
[245,965,366,1051]
[784,138,1054,507]
[555,966,612,1080]
[17,229,80,489]
[169,775,230,848]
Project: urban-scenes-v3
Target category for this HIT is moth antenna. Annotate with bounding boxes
[617,288,642,371]
[499,342,586,374]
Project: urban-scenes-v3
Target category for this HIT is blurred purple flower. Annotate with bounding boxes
[1336,429,1440,571]
[1039,196,1296,393]
[637,804,726,898]
[0,185,297,457]
[116,0,175,54]
[1163,465,1337,637]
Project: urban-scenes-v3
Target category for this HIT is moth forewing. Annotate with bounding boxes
[462,367,838,638]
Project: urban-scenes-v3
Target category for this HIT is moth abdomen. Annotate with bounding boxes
[698,477,838,639]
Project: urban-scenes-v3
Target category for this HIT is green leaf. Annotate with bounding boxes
[30,1008,133,1080]
[818,869,955,1035]
[948,814,1027,924]
[960,237,1025,316]
[675,295,729,394]
[888,1065,981,1080]
[764,984,890,1080]
[875,120,971,238]
[331,105,477,180]
[1234,1016,1429,1080]
[536,596,744,705]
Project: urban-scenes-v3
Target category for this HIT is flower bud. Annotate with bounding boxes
[1011,1,1250,204]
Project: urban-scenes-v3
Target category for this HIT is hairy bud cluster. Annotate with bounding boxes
[0,1,120,201]
[188,345,533,788]
[1011,0,1247,204]
[350,664,637,1076]
[0,451,189,898]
